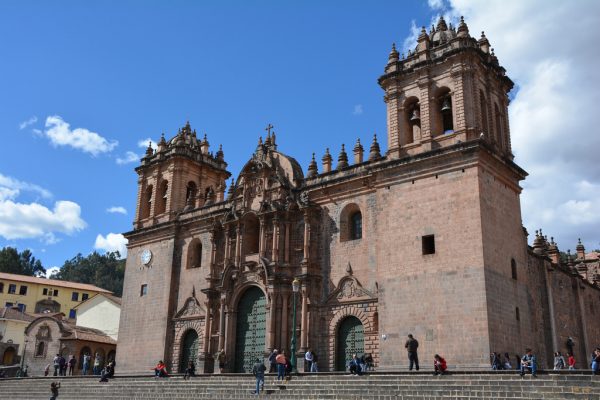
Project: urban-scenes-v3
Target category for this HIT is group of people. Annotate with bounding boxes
[48,354,77,376]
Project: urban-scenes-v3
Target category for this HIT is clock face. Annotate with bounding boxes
[140,249,152,265]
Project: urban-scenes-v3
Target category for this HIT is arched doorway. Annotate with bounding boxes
[179,330,199,373]
[335,316,364,371]
[2,347,16,365]
[234,286,266,372]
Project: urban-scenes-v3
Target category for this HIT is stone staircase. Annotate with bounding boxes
[1,372,598,399]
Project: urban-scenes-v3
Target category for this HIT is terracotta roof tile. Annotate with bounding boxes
[0,272,112,294]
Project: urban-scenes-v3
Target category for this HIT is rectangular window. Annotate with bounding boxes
[422,235,436,255]
[53,289,58,297]
[82,293,89,301]
[516,307,520,321]
[72,292,79,301]
[5,302,13,308]
[8,284,16,294]
[0,282,3,293]
[43,288,48,295]
[140,284,148,297]
[18,304,26,312]
[69,309,76,319]
[19,285,27,296]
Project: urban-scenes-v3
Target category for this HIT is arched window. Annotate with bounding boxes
[511,258,517,280]
[186,181,197,206]
[404,98,420,145]
[433,88,453,135]
[157,180,168,214]
[141,185,153,219]
[480,90,489,136]
[350,211,362,240]
[441,95,453,133]
[340,203,362,242]
[187,239,202,269]
[35,341,45,357]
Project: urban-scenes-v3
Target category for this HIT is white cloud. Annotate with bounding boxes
[106,206,127,215]
[429,0,600,251]
[0,173,52,199]
[138,138,157,150]
[353,104,363,115]
[19,116,38,130]
[45,266,60,279]
[0,199,86,240]
[428,0,445,10]
[94,233,128,257]
[402,20,421,53]
[116,151,140,165]
[43,115,118,156]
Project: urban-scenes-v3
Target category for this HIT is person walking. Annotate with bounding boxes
[68,355,76,376]
[405,334,419,371]
[275,351,287,382]
[183,361,195,380]
[49,382,61,400]
[82,353,91,376]
[567,353,576,370]
[53,354,60,376]
[268,349,278,373]
[311,352,319,372]
[252,358,266,395]
[520,348,537,377]
[304,349,314,372]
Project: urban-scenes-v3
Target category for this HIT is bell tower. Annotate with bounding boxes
[133,121,230,230]
[379,16,514,159]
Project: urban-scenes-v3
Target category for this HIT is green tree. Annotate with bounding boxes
[0,247,46,276]
[52,251,125,296]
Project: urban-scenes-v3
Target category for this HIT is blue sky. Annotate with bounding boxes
[2,0,600,272]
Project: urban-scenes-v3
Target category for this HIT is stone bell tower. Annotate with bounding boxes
[133,121,230,230]
[379,16,514,159]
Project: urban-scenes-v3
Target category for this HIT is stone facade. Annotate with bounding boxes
[117,17,600,373]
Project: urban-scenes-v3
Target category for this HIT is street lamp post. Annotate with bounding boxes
[290,278,300,373]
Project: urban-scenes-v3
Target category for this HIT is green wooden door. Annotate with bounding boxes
[335,316,364,371]
[179,330,199,373]
[234,287,267,372]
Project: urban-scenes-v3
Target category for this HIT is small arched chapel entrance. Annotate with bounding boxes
[335,316,364,371]
[234,286,267,372]
[179,330,200,373]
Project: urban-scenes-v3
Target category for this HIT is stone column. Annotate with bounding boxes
[259,217,266,257]
[284,222,291,264]
[302,212,311,263]
[281,293,289,352]
[574,282,590,362]
[218,296,226,351]
[300,287,308,352]
[224,228,231,265]
[272,217,280,263]
[235,223,242,267]
[210,233,217,278]
[268,293,277,352]
[418,77,432,142]
[543,266,559,363]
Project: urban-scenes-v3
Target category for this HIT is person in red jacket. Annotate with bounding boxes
[433,354,447,375]
[567,353,576,370]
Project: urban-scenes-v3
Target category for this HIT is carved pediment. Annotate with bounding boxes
[174,297,205,320]
[327,275,375,303]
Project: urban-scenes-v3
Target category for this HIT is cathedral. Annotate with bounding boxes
[116,17,600,373]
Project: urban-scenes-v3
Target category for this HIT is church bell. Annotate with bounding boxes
[410,107,421,122]
[441,97,452,112]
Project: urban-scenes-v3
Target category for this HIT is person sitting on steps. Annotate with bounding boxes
[520,348,537,378]
[433,354,447,376]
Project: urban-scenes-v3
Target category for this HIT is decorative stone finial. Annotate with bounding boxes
[478,31,490,53]
[457,16,469,38]
[216,144,224,161]
[368,133,381,161]
[307,153,318,178]
[388,43,399,64]
[145,141,153,156]
[353,138,364,164]
[337,144,349,170]
[322,148,333,173]
[227,178,235,198]
[436,16,448,31]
